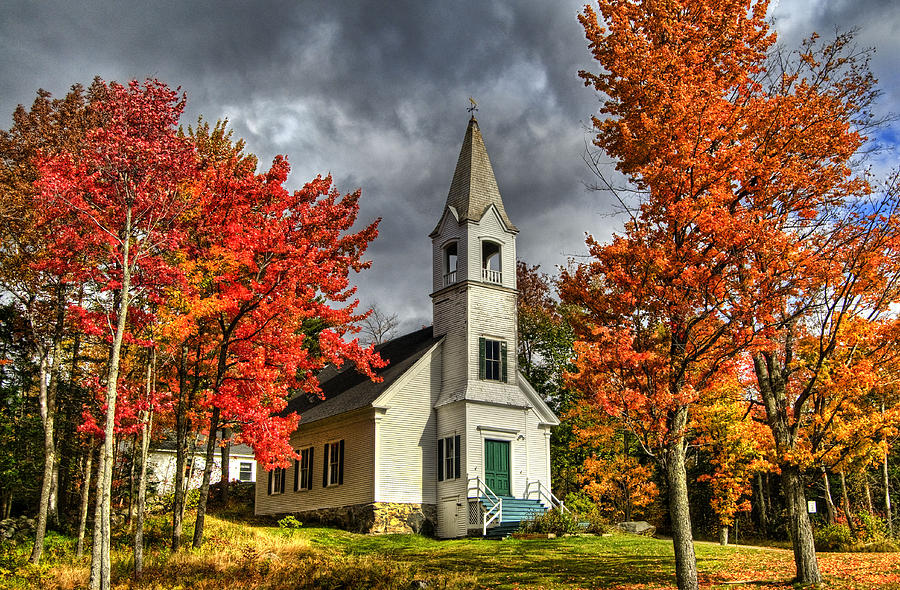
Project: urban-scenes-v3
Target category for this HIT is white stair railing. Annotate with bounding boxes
[468,476,503,536]
[525,479,568,513]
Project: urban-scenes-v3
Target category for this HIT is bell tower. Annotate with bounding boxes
[430,117,519,398]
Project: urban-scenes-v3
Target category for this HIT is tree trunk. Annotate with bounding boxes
[782,466,820,584]
[719,524,729,546]
[884,449,894,537]
[29,356,56,564]
[822,467,836,525]
[192,407,220,549]
[76,444,94,558]
[48,452,60,529]
[172,417,187,551]
[755,473,769,535]
[0,492,10,519]
[220,427,232,505]
[665,406,698,590]
[839,470,855,534]
[754,351,821,585]
[864,473,874,515]
[89,205,133,590]
[134,407,152,576]
[127,434,137,528]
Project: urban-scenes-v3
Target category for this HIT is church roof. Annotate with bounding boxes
[284,326,442,424]
[431,117,517,236]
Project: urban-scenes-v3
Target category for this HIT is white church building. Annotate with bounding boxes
[254,117,560,538]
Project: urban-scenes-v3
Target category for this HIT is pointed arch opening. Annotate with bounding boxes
[481,240,501,284]
[443,241,458,286]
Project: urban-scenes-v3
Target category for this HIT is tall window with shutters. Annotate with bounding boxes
[478,337,507,382]
[323,440,344,487]
[293,446,313,492]
[437,435,461,481]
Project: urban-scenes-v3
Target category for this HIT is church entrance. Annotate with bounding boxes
[484,439,510,496]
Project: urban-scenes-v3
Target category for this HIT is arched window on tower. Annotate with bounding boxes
[443,241,458,286]
[482,240,501,284]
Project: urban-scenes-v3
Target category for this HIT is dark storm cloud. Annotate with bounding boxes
[2,0,898,332]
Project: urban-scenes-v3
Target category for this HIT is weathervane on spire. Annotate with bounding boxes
[467,97,478,114]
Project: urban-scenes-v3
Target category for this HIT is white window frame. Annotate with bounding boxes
[324,440,344,487]
[238,461,253,482]
[295,446,313,491]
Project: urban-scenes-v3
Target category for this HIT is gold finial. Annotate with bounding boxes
[467,97,478,114]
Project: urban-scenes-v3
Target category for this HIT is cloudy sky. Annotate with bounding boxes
[2,0,898,334]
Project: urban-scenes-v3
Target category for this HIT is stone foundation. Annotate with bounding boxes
[282,502,437,535]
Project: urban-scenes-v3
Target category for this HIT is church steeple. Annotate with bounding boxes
[430,117,517,237]
[430,117,518,359]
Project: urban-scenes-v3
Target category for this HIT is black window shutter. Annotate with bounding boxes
[308,447,314,489]
[479,337,486,379]
[293,459,299,491]
[437,439,444,481]
[267,470,273,495]
[338,440,345,485]
[500,341,508,382]
[323,444,329,487]
[454,435,461,479]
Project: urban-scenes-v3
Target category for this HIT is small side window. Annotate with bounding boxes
[238,462,253,482]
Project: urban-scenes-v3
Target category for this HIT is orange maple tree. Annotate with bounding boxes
[574,0,898,586]
[569,1,774,587]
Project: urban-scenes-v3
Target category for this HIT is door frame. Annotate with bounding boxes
[476,425,520,497]
[483,438,511,497]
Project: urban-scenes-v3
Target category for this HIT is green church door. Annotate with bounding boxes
[484,440,511,497]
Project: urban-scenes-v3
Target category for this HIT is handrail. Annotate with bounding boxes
[468,476,503,536]
[482,268,502,284]
[525,479,568,513]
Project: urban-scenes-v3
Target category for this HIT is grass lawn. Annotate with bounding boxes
[4,515,900,589]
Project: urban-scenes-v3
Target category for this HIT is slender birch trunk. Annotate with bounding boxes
[29,355,55,564]
[755,473,769,535]
[134,382,153,576]
[822,467,836,525]
[76,444,95,558]
[127,434,137,528]
[840,470,855,534]
[192,406,220,548]
[89,205,133,590]
[48,453,60,530]
[863,473,874,515]
[884,450,894,536]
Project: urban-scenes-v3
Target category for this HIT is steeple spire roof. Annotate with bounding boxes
[439,117,517,232]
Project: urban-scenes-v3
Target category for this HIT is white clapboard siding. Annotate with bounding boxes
[436,400,467,538]
[467,286,517,381]
[526,408,553,492]
[254,411,375,516]
[465,402,528,497]
[374,343,442,504]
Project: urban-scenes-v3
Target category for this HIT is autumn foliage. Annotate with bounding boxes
[1,78,384,583]
[571,0,899,587]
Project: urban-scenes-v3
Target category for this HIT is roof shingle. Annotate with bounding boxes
[284,326,442,424]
